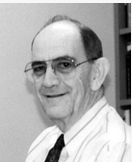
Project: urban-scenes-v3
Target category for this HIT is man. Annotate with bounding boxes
[25,15,131,162]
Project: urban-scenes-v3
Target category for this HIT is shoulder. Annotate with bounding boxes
[106,105,131,145]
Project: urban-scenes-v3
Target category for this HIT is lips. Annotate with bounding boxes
[46,93,66,98]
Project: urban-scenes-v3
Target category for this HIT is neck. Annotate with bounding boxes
[52,88,104,133]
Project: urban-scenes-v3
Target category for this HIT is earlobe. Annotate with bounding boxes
[91,57,110,91]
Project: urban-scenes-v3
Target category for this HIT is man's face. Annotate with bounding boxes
[32,21,93,122]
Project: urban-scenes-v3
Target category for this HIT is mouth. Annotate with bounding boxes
[46,93,66,98]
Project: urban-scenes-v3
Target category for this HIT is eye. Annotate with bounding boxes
[58,61,73,69]
[60,62,71,68]
[55,59,75,74]
[32,65,46,77]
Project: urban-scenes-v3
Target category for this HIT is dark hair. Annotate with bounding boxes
[31,15,103,60]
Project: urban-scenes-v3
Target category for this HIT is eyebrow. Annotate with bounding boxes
[49,55,76,61]
[32,55,77,64]
[31,61,44,68]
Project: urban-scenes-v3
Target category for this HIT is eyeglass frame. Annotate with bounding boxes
[24,56,97,82]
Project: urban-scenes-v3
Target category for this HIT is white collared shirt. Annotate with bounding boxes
[25,97,131,162]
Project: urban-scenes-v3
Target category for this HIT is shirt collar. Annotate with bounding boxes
[64,96,107,156]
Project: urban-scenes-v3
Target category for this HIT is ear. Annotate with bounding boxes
[91,57,110,91]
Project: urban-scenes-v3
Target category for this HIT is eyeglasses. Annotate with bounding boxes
[24,56,96,83]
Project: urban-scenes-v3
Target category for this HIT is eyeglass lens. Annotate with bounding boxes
[31,57,76,81]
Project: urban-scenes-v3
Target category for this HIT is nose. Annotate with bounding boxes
[41,66,60,87]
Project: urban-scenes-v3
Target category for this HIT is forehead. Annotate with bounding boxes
[32,21,87,61]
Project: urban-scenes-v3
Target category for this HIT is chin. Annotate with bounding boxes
[45,105,70,120]
[38,94,72,119]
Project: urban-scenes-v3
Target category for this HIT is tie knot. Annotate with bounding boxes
[54,134,65,149]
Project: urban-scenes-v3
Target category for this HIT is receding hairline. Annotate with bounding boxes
[31,15,103,60]
[31,20,82,50]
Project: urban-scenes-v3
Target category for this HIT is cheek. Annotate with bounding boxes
[34,83,42,101]
[71,70,91,105]
[67,77,87,108]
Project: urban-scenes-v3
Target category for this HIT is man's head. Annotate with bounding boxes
[25,15,109,131]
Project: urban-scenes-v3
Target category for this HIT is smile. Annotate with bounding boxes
[46,93,66,98]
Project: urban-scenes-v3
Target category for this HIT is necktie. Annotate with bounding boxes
[45,134,65,162]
